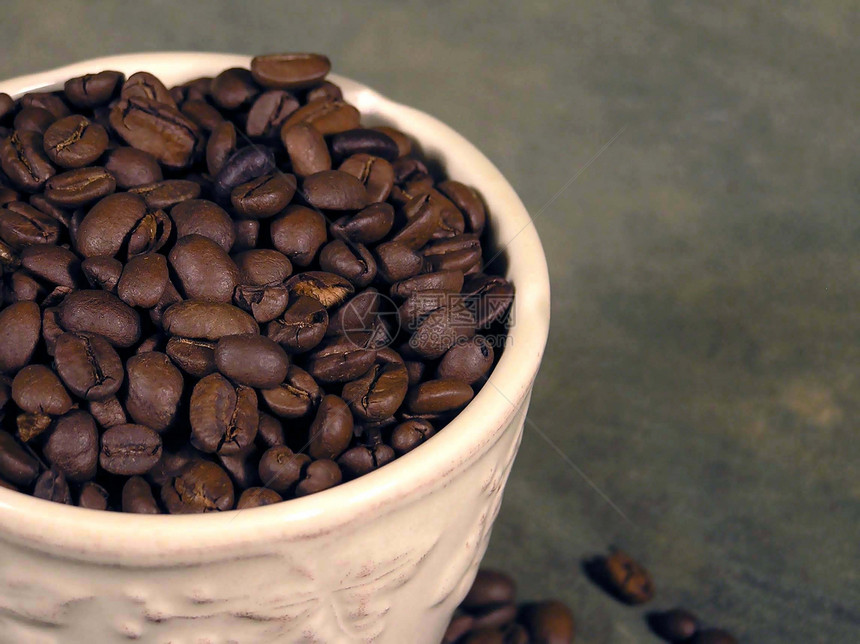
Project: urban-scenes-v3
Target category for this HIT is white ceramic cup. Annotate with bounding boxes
[0,53,550,644]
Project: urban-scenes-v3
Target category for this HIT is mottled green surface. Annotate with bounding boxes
[2,2,858,641]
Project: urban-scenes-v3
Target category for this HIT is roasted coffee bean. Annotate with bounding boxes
[1,130,56,192]
[81,255,122,292]
[215,333,289,389]
[78,481,110,510]
[307,394,353,460]
[42,115,109,168]
[125,351,183,432]
[295,458,342,496]
[603,549,655,604]
[0,93,12,122]
[169,234,240,303]
[256,412,286,448]
[117,252,169,309]
[318,240,376,288]
[234,249,293,286]
[5,270,43,302]
[394,192,446,250]
[88,395,127,429]
[218,447,259,490]
[649,608,699,642]
[390,419,435,455]
[326,288,381,337]
[372,126,412,158]
[374,240,424,283]
[161,460,234,513]
[57,289,141,347]
[331,129,399,162]
[122,475,159,514]
[211,67,259,111]
[190,373,258,454]
[270,205,327,266]
[282,122,331,177]
[0,301,41,373]
[110,97,200,169]
[330,202,394,245]
[342,360,408,422]
[404,360,425,386]
[121,71,176,106]
[11,365,72,416]
[13,107,54,135]
[162,301,258,340]
[146,446,201,488]
[338,153,395,203]
[438,180,486,235]
[43,166,116,207]
[232,219,259,252]
[16,412,52,443]
[19,92,69,119]
[213,144,276,201]
[33,468,72,504]
[230,172,296,219]
[306,81,343,103]
[64,70,124,108]
[20,244,81,287]
[437,336,494,384]
[261,365,321,418]
[258,445,309,494]
[236,486,282,509]
[104,147,163,189]
[392,156,431,185]
[285,271,353,310]
[75,193,166,259]
[53,331,124,400]
[337,443,395,479]
[518,601,575,644]
[306,333,378,384]
[407,378,474,415]
[282,99,361,135]
[302,170,369,210]
[390,270,463,300]
[0,201,61,248]
[408,296,476,360]
[206,120,237,176]
[234,283,290,323]
[246,90,299,138]
[43,410,98,482]
[180,99,223,132]
[169,199,234,252]
[423,233,482,273]
[130,179,201,210]
[100,423,162,475]
[251,53,331,89]
[0,186,19,207]
[164,336,215,378]
[463,570,517,610]
[690,629,737,644]
[0,430,40,486]
[463,274,514,328]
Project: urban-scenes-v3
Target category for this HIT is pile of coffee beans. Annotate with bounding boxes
[0,53,513,513]
[443,569,575,643]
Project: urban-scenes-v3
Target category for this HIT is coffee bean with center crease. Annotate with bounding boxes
[258,445,310,494]
[338,153,395,203]
[11,364,72,416]
[237,486,283,509]
[331,129,399,162]
[256,411,286,448]
[57,289,141,347]
[64,70,124,108]
[125,351,183,432]
[42,115,109,169]
[251,53,331,89]
[463,274,515,328]
[342,360,408,422]
[129,179,201,210]
[234,283,290,324]
[81,255,122,292]
[117,252,168,309]
[408,296,476,360]
[13,107,54,136]
[121,71,176,107]
[100,423,162,475]
[162,301,259,340]
[213,145,276,201]
[1,130,56,192]
[161,460,235,513]
[230,172,296,219]
[270,205,327,266]
[0,430,40,486]
[110,97,200,169]
[302,170,369,210]
[374,240,425,283]
[438,180,486,235]
[337,443,395,479]
[282,122,331,178]
[390,270,464,300]
[33,468,72,504]
[43,410,98,482]
[308,395,353,460]
[121,475,159,514]
[169,234,240,303]
[234,249,293,286]
[165,336,217,378]
[211,67,259,111]
[88,395,127,429]
[190,373,258,455]
[0,301,42,373]
[260,364,322,418]
[282,99,361,135]
[20,92,69,118]
[215,333,289,389]
[20,244,81,287]
[0,201,61,248]
[330,202,395,245]
[306,332,379,383]
[245,90,299,139]
[170,199,235,252]
[206,120,236,176]
[407,378,474,415]
[104,147,163,189]
[295,458,342,496]
[75,192,170,259]
[319,240,376,288]
[306,81,342,103]
[390,419,435,455]
[78,481,110,510]
[437,336,494,385]
[180,99,224,132]
[423,234,482,273]
[285,271,354,309]
[53,331,124,400]
[43,166,116,207]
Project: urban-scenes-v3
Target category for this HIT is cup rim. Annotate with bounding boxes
[0,52,550,553]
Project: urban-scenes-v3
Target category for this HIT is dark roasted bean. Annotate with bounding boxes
[189,373,258,454]
[230,172,296,219]
[342,361,408,422]
[330,202,394,245]
[234,249,293,286]
[162,301,258,340]
[218,447,259,490]
[110,97,200,169]
[43,410,98,482]
[246,90,299,138]
[518,601,575,644]
[19,93,69,119]
[0,301,41,373]
[439,180,486,235]
[11,365,72,416]
[122,475,160,514]
[0,201,61,248]
[232,218,259,252]
[236,486,282,509]
[171,199,235,252]
[256,412,286,448]
[326,288,381,337]
[270,205,327,266]
[169,234,240,303]
[372,126,412,158]
[75,193,167,259]
[43,166,116,207]
[121,71,175,106]
[463,274,515,328]
[117,252,168,309]
[1,130,56,192]
[338,153,395,203]
[306,81,343,102]
[20,244,80,287]
[407,378,474,414]
[319,239,376,288]
[267,294,328,352]
[78,481,110,510]
[260,365,321,419]
[215,333,289,389]
[213,144,275,201]
[390,270,464,300]
[408,296,476,360]
[337,443,395,479]
[258,445,309,494]
[180,99,223,132]
[165,336,217,378]
[295,458,342,496]
[64,71,124,108]
[308,395,353,460]
[0,430,40,486]
[306,333,378,384]
[390,419,435,455]
[104,147,163,189]
[463,570,517,610]
[302,170,369,210]
[100,423,162,475]
[43,115,109,168]
[331,129,399,162]
[81,255,122,292]
[206,120,237,176]
[211,67,259,111]
[234,283,290,323]
[282,99,361,135]
[88,395,127,429]
[129,179,201,210]
[251,53,331,89]
[282,122,331,177]
[423,233,482,273]
[53,331,124,400]
[161,460,234,513]
[125,351,183,432]
[374,240,424,283]
[33,468,72,504]
[649,608,699,642]
[603,549,655,604]
[57,289,141,347]
[437,336,494,384]
[13,107,54,135]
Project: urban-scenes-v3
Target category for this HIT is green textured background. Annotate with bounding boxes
[2,2,858,641]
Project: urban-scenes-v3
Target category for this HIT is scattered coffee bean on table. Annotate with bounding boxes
[0,53,514,512]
